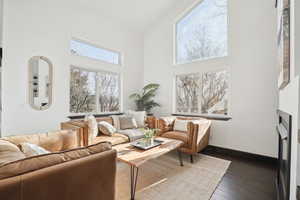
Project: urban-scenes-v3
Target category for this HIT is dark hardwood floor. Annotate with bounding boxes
[202,147,277,200]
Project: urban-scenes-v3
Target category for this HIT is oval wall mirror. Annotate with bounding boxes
[28,56,53,111]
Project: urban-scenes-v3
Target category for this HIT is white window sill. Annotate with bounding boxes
[172,113,232,121]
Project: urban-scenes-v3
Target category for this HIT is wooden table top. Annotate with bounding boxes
[113,137,183,167]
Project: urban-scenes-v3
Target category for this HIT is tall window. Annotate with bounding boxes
[70,67,120,114]
[70,39,121,65]
[176,0,228,64]
[175,70,229,115]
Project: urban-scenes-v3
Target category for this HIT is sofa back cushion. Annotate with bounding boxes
[119,117,138,130]
[0,142,112,180]
[0,140,26,167]
[96,117,114,125]
[126,111,146,128]
[4,130,78,152]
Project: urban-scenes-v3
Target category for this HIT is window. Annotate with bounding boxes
[175,70,229,115]
[70,67,120,114]
[70,39,121,65]
[176,0,228,64]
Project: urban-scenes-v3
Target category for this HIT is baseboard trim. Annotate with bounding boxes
[205,145,278,164]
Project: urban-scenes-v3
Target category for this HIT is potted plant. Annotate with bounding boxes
[129,83,160,114]
[141,128,159,145]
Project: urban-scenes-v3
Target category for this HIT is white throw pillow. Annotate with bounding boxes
[85,115,98,138]
[111,115,125,130]
[127,110,146,128]
[19,143,50,157]
[98,121,117,136]
[173,119,190,132]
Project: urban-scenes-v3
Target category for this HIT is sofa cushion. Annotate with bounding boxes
[119,117,138,130]
[118,129,145,141]
[91,134,129,146]
[161,131,189,145]
[0,142,112,180]
[5,130,78,152]
[0,140,26,167]
[19,143,51,157]
[98,121,116,136]
[126,110,146,128]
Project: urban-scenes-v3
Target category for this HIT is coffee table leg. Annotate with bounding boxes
[177,150,184,167]
[130,165,139,200]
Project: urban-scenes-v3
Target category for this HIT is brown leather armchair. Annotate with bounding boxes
[157,116,211,163]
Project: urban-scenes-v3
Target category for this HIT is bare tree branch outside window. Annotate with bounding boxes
[97,73,120,112]
[176,73,201,113]
[70,68,96,113]
[202,70,229,114]
[176,0,228,64]
[176,70,229,115]
[70,67,120,114]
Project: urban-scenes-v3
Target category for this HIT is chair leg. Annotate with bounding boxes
[190,155,194,163]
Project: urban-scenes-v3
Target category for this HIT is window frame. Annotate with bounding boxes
[173,68,230,116]
[69,65,122,115]
[173,0,229,65]
[70,38,123,66]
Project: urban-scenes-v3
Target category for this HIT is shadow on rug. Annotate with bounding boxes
[116,152,230,200]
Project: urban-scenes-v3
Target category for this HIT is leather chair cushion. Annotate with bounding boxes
[4,130,78,152]
[0,140,26,167]
[161,131,189,145]
[92,134,129,146]
[0,142,112,180]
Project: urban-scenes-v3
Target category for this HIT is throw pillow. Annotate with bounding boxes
[173,119,190,132]
[0,139,26,166]
[111,115,125,130]
[119,117,138,130]
[85,115,98,138]
[19,143,51,157]
[98,121,116,136]
[127,110,146,128]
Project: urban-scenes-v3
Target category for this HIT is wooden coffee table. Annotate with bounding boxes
[114,137,184,200]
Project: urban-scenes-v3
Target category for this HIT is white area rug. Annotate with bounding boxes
[116,152,231,200]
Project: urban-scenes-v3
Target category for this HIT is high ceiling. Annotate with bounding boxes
[76,0,180,32]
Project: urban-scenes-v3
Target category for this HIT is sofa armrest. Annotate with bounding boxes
[60,123,83,147]
[145,116,156,129]
[188,120,212,153]
[61,121,88,147]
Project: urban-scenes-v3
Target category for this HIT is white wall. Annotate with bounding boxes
[144,0,278,157]
[293,0,300,193]
[0,0,3,47]
[2,0,144,135]
[279,0,300,199]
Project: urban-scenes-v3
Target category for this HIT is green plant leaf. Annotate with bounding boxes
[143,83,160,92]
[129,93,141,100]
